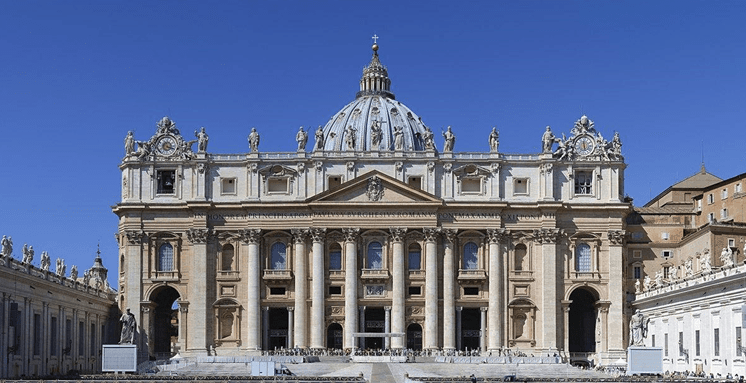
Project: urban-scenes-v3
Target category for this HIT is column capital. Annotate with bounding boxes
[342,228,360,243]
[561,300,572,311]
[456,306,463,312]
[442,228,457,243]
[178,300,189,313]
[291,228,309,244]
[480,306,489,312]
[486,228,510,244]
[287,306,294,312]
[532,228,563,244]
[423,227,441,242]
[384,306,392,312]
[607,230,626,246]
[186,228,213,244]
[310,227,327,243]
[239,229,262,244]
[389,227,407,242]
[124,230,147,244]
[263,306,270,312]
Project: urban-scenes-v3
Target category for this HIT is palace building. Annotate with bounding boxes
[113,42,630,366]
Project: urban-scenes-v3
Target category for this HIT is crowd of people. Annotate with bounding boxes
[259,347,535,359]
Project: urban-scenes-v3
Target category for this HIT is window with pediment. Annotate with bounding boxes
[367,241,383,269]
[329,243,342,270]
[408,243,421,270]
[575,242,591,272]
[270,242,287,270]
[463,242,479,270]
[158,243,174,271]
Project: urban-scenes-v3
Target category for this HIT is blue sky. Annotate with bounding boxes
[1,1,745,287]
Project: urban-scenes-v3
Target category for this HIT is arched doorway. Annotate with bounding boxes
[149,286,180,357]
[568,288,597,352]
[327,323,343,350]
[406,323,422,350]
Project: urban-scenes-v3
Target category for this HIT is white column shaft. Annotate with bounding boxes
[391,241,405,349]
[488,241,502,351]
[442,240,455,350]
[246,242,261,350]
[293,239,307,348]
[344,240,358,349]
[384,307,391,349]
[311,240,325,349]
[425,239,438,350]
[287,309,294,349]
[542,241,558,350]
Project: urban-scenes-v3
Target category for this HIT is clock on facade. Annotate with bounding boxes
[156,136,177,156]
[574,135,595,156]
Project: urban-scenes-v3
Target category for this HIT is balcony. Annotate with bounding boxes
[408,269,425,280]
[217,270,240,281]
[361,268,389,282]
[262,269,293,284]
[152,270,179,282]
[458,269,487,284]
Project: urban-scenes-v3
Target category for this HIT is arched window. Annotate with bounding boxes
[463,242,478,270]
[329,244,342,270]
[408,243,421,270]
[576,243,591,272]
[158,243,173,271]
[514,244,527,271]
[367,241,383,269]
[271,242,287,270]
[221,244,235,271]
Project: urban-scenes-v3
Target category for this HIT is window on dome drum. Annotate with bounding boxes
[513,178,529,195]
[221,178,236,195]
[270,242,287,270]
[329,245,342,270]
[408,176,422,190]
[574,171,593,195]
[367,241,383,269]
[575,243,591,272]
[158,243,174,271]
[156,170,176,194]
[328,176,342,190]
[463,242,478,270]
[408,243,421,270]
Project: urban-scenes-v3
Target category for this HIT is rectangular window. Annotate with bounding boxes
[267,178,289,193]
[513,178,528,195]
[329,250,342,270]
[50,317,58,356]
[722,189,728,199]
[652,334,656,348]
[631,232,644,241]
[695,330,700,356]
[574,171,593,195]
[662,250,672,259]
[722,208,728,219]
[408,250,421,270]
[90,323,96,356]
[463,287,479,296]
[679,331,684,356]
[408,176,422,190]
[737,183,743,193]
[78,321,84,356]
[729,238,736,248]
[269,287,286,295]
[708,194,714,204]
[461,178,481,194]
[708,212,715,222]
[661,232,669,240]
[714,328,720,357]
[663,266,671,279]
[737,326,742,357]
[221,178,236,195]
[328,286,342,295]
[66,319,72,354]
[328,176,342,190]
[633,266,641,279]
[408,286,421,296]
[156,170,176,194]
[665,333,669,356]
[697,199,702,211]
[33,313,41,356]
[633,250,642,258]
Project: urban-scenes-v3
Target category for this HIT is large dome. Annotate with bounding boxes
[319,45,433,152]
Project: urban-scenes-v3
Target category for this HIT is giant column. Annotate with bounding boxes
[423,227,440,350]
[607,230,626,357]
[187,228,212,354]
[442,229,457,351]
[389,227,407,349]
[487,228,508,351]
[310,228,326,349]
[342,228,359,350]
[291,229,309,348]
[539,228,561,351]
[242,229,262,350]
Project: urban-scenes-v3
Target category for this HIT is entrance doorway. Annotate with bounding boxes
[268,308,288,350]
[569,288,597,352]
[364,307,384,349]
[327,323,343,350]
[407,323,422,350]
[149,286,180,357]
[460,308,481,351]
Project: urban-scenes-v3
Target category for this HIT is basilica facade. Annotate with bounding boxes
[114,43,630,366]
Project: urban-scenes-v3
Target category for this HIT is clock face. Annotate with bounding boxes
[574,136,595,156]
[156,136,177,156]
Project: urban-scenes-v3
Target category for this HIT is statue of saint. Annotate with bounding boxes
[195,127,209,153]
[542,126,555,153]
[0,235,12,258]
[489,127,499,152]
[119,308,137,345]
[296,126,308,151]
[56,258,66,277]
[345,126,356,150]
[370,121,382,149]
[684,258,693,277]
[634,279,642,294]
[442,126,455,152]
[643,275,652,291]
[314,126,324,151]
[83,269,91,287]
[22,244,33,264]
[393,126,404,151]
[611,132,622,156]
[423,127,435,150]
[40,251,50,271]
[701,253,712,273]
[135,140,150,160]
[248,128,260,152]
[720,247,734,267]
[124,131,135,155]
[70,265,78,281]
[628,309,649,346]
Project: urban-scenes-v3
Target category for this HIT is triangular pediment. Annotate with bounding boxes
[308,170,442,204]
